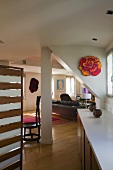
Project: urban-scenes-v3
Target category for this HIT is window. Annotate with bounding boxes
[66,76,75,96]
[107,50,113,96]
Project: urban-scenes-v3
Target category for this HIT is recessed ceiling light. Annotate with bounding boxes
[0,40,4,43]
[106,10,113,15]
[92,38,98,41]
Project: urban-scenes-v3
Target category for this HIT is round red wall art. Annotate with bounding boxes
[79,56,102,76]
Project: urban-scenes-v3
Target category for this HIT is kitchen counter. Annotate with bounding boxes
[78,109,113,170]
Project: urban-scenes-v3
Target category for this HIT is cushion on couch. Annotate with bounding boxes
[52,100,80,106]
[52,100,61,104]
[61,101,80,106]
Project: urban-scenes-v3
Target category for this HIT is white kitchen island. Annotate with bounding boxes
[78,109,113,170]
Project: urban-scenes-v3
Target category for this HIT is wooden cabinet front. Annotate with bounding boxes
[79,115,100,170]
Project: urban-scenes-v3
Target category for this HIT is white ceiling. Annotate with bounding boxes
[0,0,113,74]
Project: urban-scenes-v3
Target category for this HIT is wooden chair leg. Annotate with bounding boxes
[23,127,26,138]
[38,126,40,138]
[23,123,41,142]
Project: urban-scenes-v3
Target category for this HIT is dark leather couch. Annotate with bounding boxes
[52,100,86,120]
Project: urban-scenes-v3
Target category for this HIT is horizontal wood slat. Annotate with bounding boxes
[2,160,21,170]
[0,96,21,104]
[0,122,21,134]
[0,109,21,119]
[0,66,23,170]
[0,67,23,76]
[0,135,21,148]
[0,147,21,162]
[0,83,21,90]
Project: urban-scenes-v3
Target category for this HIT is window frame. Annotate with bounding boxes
[107,49,113,97]
[66,76,75,97]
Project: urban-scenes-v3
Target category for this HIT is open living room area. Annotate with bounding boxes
[1,1,113,170]
[23,110,82,170]
[22,81,89,170]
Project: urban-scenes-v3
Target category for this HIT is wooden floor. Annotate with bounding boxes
[22,120,82,170]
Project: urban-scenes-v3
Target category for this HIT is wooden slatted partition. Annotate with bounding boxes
[0,65,23,170]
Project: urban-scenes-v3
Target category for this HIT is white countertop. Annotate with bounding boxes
[78,109,113,170]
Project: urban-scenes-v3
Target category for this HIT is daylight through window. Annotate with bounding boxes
[107,50,113,96]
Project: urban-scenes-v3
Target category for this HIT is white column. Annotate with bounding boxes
[40,47,53,144]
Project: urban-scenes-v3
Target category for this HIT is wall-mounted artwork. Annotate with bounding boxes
[79,56,102,76]
[56,79,64,91]
[29,78,39,93]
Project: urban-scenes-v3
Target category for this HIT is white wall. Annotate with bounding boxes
[76,79,82,96]
[50,45,106,108]
[104,97,113,113]
[104,40,113,112]
[23,72,41,111]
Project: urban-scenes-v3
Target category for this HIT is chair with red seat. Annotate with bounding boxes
[23,96,41,142]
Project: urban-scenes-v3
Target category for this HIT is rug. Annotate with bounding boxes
[23,112,72,126]
[52,117,72,126]
[23,114,60,123]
